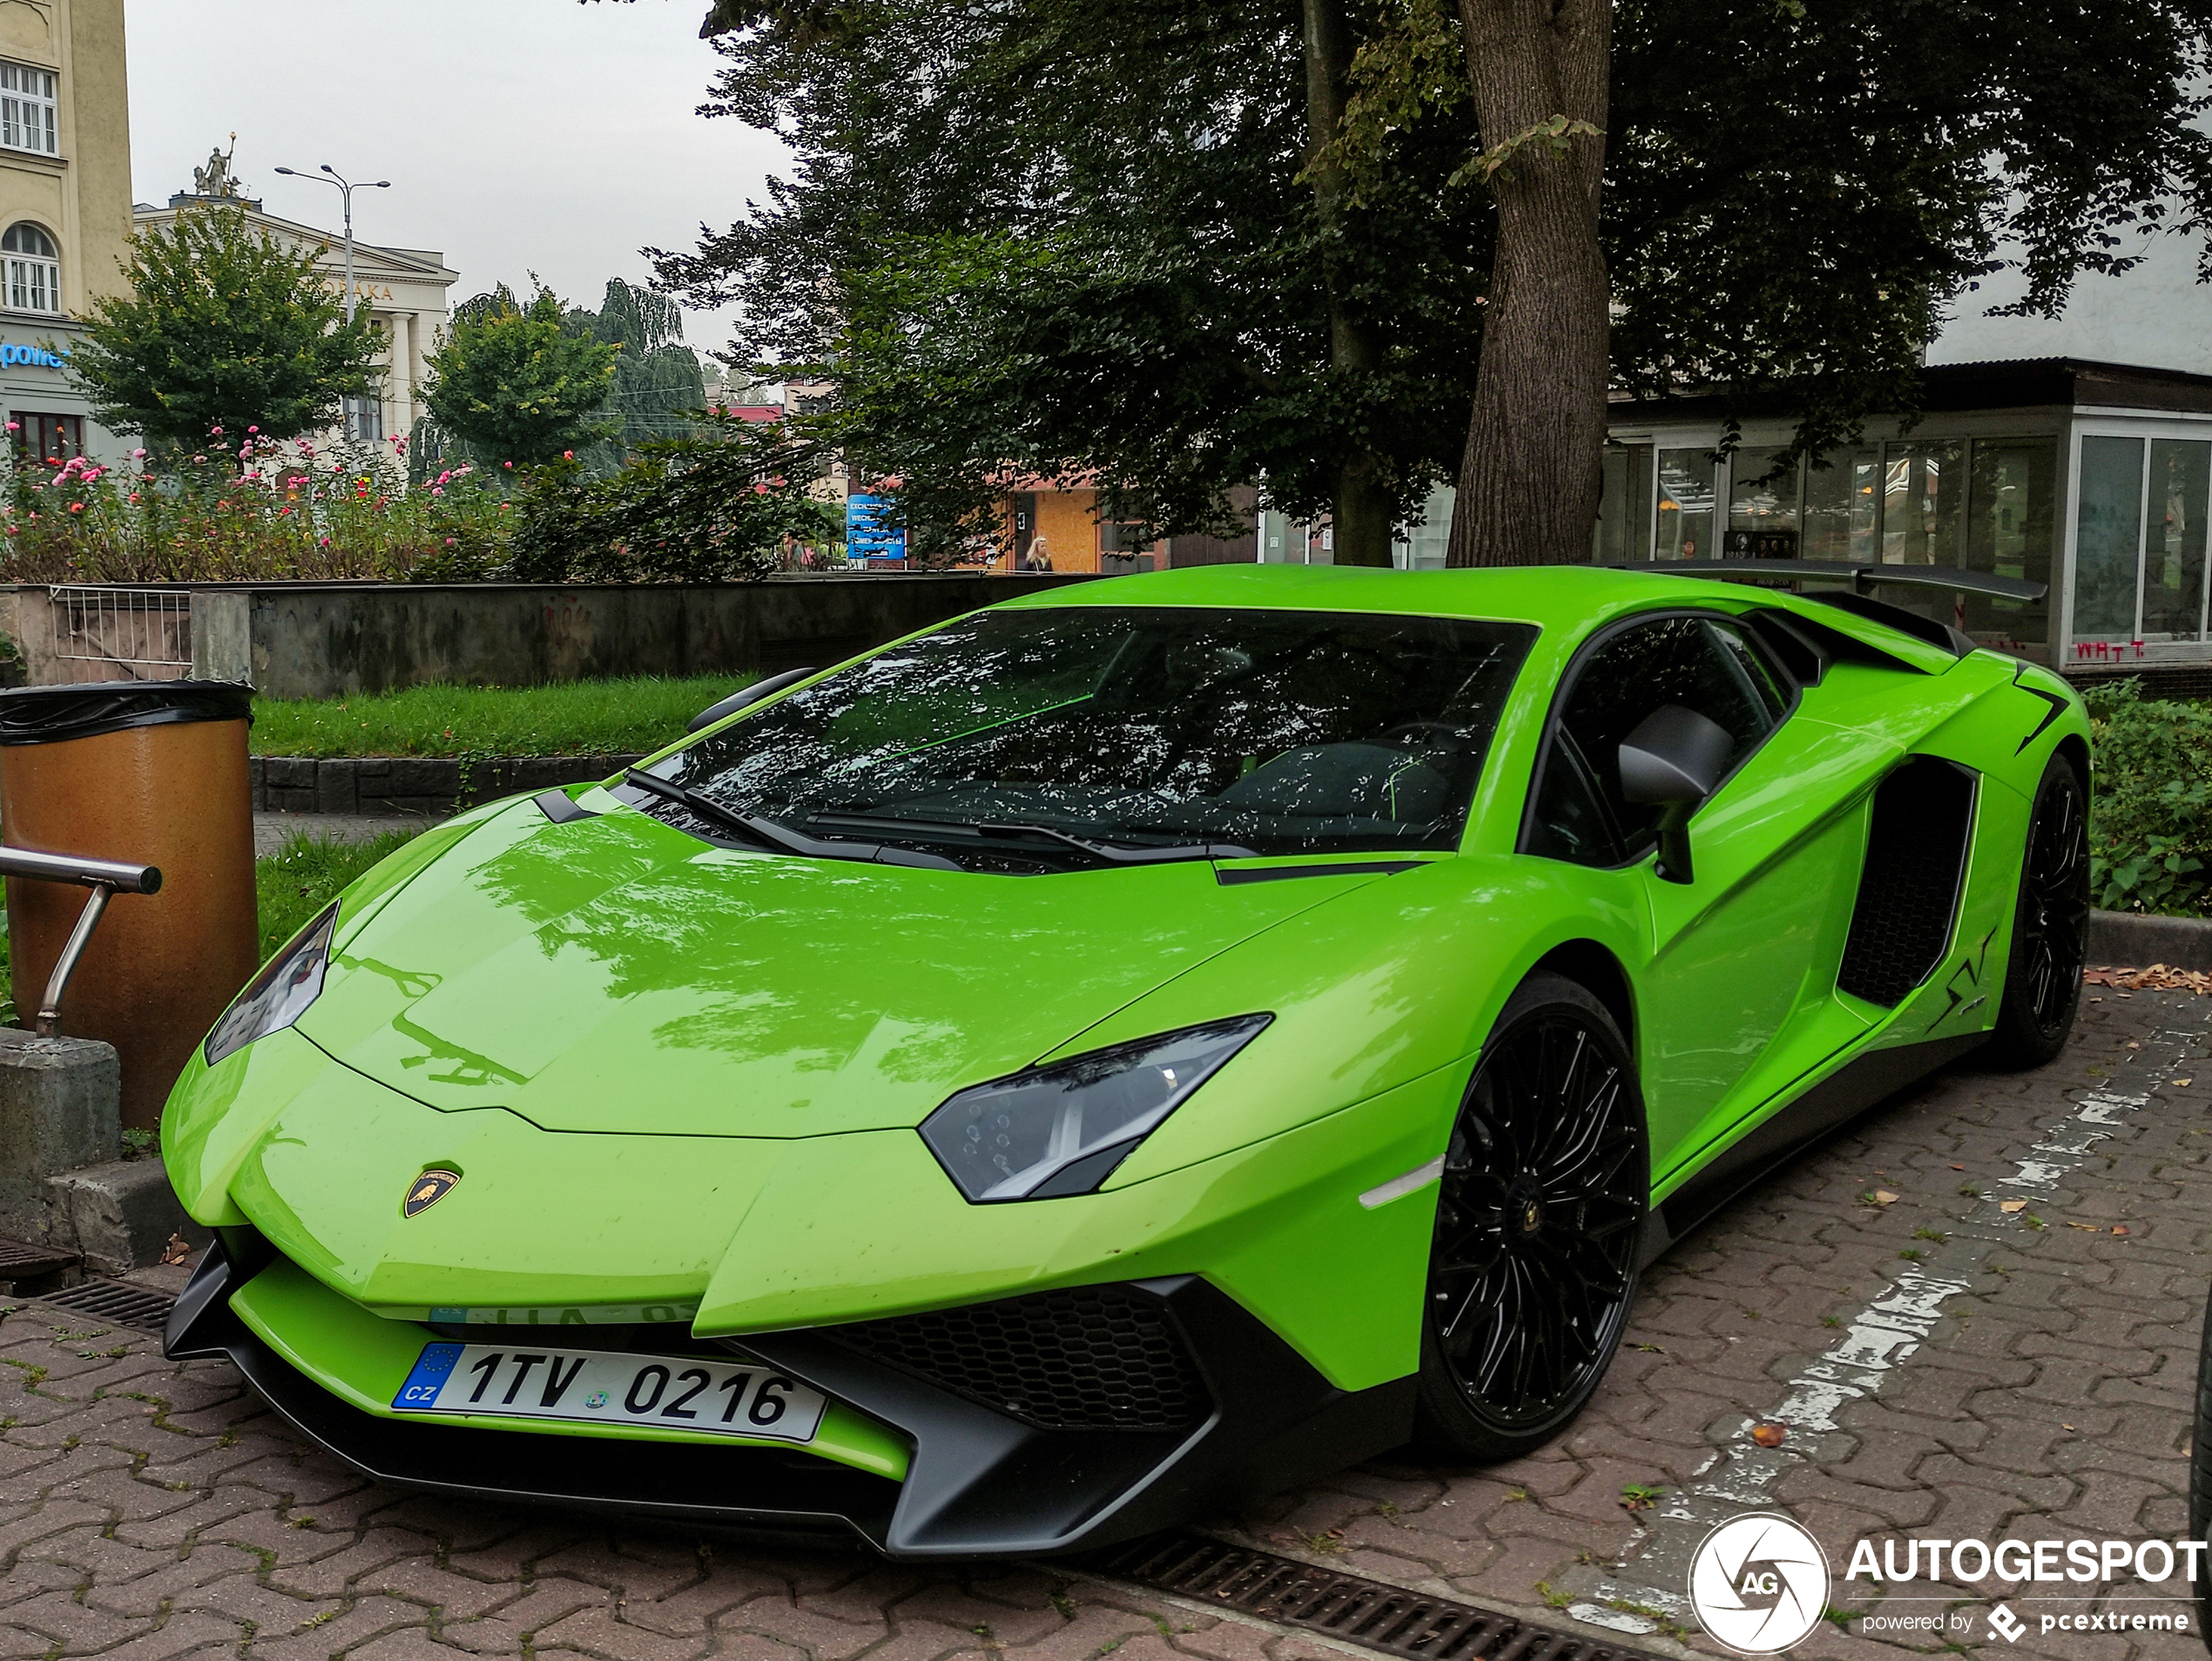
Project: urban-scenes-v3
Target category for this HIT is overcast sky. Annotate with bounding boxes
[125,0,788,365]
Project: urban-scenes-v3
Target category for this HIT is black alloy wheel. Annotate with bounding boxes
[1987,754,2089,1069]
[1415,973,1649,1462]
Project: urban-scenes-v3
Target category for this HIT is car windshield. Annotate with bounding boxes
[632,604,1535,864]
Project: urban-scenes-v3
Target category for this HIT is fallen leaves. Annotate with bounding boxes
[2084,963,2212,993]
[158,1232,190,1266]
[1870,1190,1899,1205]
[2000,1199,2028,1213]
[1750,1422,1787,1448]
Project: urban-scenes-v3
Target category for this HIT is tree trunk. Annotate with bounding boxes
[1445,0,1610,568]
[1304,0,1394,568]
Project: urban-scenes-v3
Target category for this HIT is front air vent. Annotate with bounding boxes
[828,1284,1210,1431]
[1837,756,1978,1007]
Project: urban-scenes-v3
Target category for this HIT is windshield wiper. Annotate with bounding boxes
[622,771,961,871]
[623,769,818,854]
[802,809,1253,867]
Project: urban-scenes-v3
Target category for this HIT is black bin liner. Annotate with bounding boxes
[0,681,255,747]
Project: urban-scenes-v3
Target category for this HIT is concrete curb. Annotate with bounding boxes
[250,753,646,817]
[2088,908,2212,973]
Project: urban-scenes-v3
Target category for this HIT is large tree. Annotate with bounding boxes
[421,284,621,465]
[657,0,1482,564]
[70,206,382,449]
[564,279,709,460]
[658,0,2212,566]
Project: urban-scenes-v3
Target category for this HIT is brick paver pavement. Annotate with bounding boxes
[6,986,2210,1661]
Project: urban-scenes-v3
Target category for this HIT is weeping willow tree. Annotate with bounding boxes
[415,280,708,476]
[567,280,710,470]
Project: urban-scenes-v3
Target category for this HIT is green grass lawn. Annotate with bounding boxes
[0,827,425,1030]
[256,828,425,958]
[251,675,754,758]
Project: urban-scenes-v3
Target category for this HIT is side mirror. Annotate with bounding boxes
[1618,704,1732,884]
[688,666,818,733]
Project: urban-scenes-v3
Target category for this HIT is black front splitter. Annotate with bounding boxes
[167,1239,1416,1557]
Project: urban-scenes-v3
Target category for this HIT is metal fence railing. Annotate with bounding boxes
[48,586,192,679]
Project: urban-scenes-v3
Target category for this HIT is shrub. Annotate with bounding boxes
[0,429,513,582]
[2084,679,2212,916]
[509,413,836,584]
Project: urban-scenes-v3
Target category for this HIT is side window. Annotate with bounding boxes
[1705,618,1789,723]
[1525,614,1780,867]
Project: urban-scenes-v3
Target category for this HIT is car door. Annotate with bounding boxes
[1521,611,1897,1193]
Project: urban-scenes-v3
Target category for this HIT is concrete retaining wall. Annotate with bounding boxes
[252,754,646,817]
[214,574,1104,697]
[0,573,1103,697]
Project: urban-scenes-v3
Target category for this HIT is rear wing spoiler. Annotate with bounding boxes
[1617,559,2045,604]
[1613,559,2048,665]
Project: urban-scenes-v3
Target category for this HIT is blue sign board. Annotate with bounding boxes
[845,493,907,563]
[0,341,68,368]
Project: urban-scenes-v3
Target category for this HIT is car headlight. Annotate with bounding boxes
[204,901,340,1067]
[920,1014,1272,1202]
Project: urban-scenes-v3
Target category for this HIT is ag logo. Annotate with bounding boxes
[1688,1513,1831,1654]
[402,1169,461,1218]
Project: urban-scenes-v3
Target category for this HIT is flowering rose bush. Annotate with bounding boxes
[0,416,842,584]
[0,429,516,583]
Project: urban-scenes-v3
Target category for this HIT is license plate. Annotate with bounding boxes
[391,1341,826,1443]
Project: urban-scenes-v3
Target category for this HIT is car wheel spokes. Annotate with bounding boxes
[2020,772,2090,1035]
[1429,1009,1644,1428]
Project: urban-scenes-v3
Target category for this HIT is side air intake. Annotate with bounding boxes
[826,1284,1211,1432]
[1837,756,1978,1007]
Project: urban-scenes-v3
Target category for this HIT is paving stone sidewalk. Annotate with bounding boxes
[5,988,2210,1661]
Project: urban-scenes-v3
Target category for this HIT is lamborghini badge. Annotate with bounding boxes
[403,1169,460,1218]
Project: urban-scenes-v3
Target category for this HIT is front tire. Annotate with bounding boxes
[1986,753,2089,1069]
[1415,973,1649,1462]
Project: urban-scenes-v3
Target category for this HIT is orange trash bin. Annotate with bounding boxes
[0,681,260,1130]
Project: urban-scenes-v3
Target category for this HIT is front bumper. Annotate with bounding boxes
[168,1235,1415,1556]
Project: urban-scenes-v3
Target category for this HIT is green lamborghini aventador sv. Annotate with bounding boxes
[164,561,2089,1556]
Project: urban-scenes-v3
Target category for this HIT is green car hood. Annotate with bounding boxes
[294,797,1372,1138]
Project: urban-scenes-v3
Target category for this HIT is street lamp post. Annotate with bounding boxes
[274,165,391,437]
[273,164,389,322]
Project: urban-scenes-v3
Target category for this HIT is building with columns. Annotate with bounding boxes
[133,155,457,445]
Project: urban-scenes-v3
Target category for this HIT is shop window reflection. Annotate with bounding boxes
[1656,449,1715,560]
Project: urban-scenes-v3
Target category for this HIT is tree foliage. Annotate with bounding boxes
[652,1,1487,558]
[421,284,621,465]
[509,409,835,583]
[564,279,709,459]
[70,206,381,449]
[647,0,2212,561]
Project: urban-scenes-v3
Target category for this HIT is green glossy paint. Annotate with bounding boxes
[164,564,2090,1467]
[231,1255,911,1479]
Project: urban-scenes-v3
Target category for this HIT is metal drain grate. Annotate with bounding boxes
[1098,1534,1668,1661]
[0,1237,78,1279]
[35,1279,177,1331]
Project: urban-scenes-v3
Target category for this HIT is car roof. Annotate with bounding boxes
[996,563,1647,624]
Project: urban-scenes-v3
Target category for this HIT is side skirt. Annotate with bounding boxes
[1638,1030,1987,1266]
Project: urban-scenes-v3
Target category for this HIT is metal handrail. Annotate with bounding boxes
[0,845,162,1037]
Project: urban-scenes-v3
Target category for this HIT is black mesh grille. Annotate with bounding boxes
[1838,756,1978,1007]
[830,1285,1211,1431]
